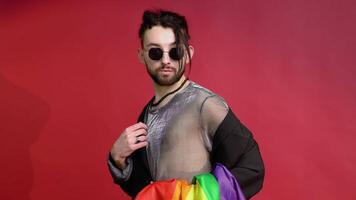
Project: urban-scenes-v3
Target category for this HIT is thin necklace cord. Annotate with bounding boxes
[151,78,189,107]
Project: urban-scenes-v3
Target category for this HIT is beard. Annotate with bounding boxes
[146,64,185,86]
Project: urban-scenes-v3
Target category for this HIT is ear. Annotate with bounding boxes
[138,48,145,64]
[185,45,194,64]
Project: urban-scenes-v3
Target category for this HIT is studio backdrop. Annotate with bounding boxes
[0,0,355,199]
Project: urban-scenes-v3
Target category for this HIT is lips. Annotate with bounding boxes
[160,69,173,72]
[158,67,176,73]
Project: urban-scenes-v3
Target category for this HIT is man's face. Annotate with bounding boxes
[139,26,186,86]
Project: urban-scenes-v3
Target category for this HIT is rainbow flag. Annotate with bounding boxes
[136,163,246,200]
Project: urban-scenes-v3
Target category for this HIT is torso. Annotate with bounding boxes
[144,81,228,183]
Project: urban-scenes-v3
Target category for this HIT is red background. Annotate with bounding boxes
[1,0,355,199]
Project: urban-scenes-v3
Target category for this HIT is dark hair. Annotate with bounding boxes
[138,9,192,75]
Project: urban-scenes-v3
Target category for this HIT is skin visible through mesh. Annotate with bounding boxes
[145,81,228,183]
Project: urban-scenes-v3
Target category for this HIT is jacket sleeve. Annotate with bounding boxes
[211,109,265,199]
[112,148,152,198]
[107,154,133,182]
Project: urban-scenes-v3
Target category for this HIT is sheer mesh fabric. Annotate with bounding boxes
[144,81,228,183]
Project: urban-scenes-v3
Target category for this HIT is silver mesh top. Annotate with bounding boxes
[144,81,229,183]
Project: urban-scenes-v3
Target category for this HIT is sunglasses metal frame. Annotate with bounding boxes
[144,47,182,61]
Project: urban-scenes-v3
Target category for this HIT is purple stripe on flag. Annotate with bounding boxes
[212,163,246,200]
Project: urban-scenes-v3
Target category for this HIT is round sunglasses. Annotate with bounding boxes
[145,47,183,61]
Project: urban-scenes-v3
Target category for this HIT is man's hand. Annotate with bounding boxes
[110,122,148,169]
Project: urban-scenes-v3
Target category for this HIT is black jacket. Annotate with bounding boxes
[110,106,265,199]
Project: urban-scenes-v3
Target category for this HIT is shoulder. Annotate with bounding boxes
[190,82,230,135]
[188,81,229,113]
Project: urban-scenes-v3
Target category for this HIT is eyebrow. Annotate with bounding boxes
[146,42,176,48]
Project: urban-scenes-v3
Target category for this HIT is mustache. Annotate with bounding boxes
[157,65,177,71]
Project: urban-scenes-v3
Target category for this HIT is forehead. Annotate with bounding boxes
[143,26,176,47]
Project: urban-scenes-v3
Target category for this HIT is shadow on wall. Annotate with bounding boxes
[0,72,50,200]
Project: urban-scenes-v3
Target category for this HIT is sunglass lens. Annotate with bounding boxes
[148,48,163,60]
[169,48,182,60]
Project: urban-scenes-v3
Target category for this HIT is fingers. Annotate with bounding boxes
[123,127,147,145]
[129,134,147,145]
[112,122,149,159]
[123,123,148,145]
[132,141,148,150]
[126,122,147,132]
[126,136,148,152]
[132,128,147,137]
[135,135,147,144]
[128,128,148,151]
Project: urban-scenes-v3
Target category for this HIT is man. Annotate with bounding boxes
[108,10,264,199]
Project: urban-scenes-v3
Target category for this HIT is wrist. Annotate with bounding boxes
[116,157,127,169]
[110,152,127,169]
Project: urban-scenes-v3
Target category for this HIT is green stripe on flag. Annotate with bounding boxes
[194,173,220,200]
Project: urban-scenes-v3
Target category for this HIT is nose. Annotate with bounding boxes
[161,51,171,65]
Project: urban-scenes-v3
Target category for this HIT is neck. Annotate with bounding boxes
[153,75,188,102]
